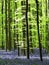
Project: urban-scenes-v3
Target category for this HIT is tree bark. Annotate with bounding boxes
[26,0,29,59]
[5,0,8,51]
[2,0,4,49]
[36,0,43,61]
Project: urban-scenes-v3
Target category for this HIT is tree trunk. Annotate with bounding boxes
[8,0,12,51]
[26,0,29,59]
[36,0,43,61]
[5,0,8,51]
[2,0,4,49]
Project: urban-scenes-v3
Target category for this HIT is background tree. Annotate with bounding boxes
[36,0,43,61]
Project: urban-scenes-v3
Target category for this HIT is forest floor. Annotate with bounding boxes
[0,48,49,65]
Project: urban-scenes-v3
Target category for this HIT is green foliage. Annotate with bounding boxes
[0,0,48,49]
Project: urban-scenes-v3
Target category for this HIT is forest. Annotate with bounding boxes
[0,0,49,65]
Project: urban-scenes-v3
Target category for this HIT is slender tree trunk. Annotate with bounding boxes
[2,0,4,49]
[14,20,16,50]
[5,0,8,51]
[17,28,19,56]
[14,2,17,51]
[8,0,11,51]
[36,0,43,61]
[26,0,29,59]
[46,0,48,53]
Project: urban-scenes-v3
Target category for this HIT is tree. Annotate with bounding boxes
[26,0,29,59]
[5,0,8,51]
[2,0,4,49]
[35,0,43,61]
[8,0,12,51]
